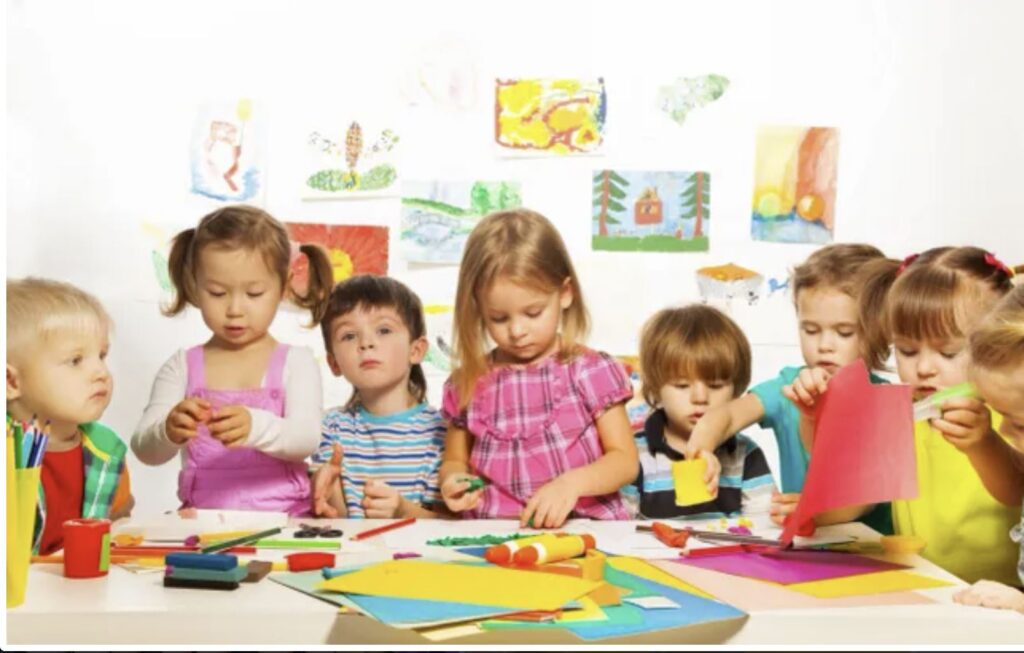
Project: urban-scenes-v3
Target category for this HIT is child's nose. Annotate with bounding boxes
[690,383,709,404]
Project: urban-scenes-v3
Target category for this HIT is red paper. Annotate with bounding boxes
[781,360,917,544]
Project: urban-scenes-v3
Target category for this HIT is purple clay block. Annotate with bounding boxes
[393,552,422,559]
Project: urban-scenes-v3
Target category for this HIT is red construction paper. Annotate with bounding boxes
[781,360,916,544]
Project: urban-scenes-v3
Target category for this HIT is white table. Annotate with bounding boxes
[7,519,1023,645]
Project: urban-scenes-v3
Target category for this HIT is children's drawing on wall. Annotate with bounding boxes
[495,78,606,155]
[141,222,174,299]
[696,263,764,307]
[421,304,455,375]
[401,180,522,264]
[592,170,709,252]
[284,223,389,297]
[190,99,264,203]
[767,274,792,299]
[657,74,730,126]
[401,37,479,111]
[615,355,652,431]
[303,122,399,199]
[751,126,838,244]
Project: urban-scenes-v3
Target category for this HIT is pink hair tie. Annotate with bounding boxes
[289,241,303,266]
[984,252,1014,278]
[896,253,919,276]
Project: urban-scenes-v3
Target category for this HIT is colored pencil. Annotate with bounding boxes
[252,539,341,550]
[349,517,417,541]
[200,527,282,554]
[112,545,257,556]
[680,544,748,557]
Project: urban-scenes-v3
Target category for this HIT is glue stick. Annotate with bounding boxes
[513,534,596,565]
[484,533,560,564]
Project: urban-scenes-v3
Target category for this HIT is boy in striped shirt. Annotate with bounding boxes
[621,305,776,520]
[310,276,445,518]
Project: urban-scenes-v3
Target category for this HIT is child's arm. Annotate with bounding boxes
[738,440,776,521]
[521,403,639,529]
[933,396,1024,506]
[132,351,192,465]
[686,393,768,492]
[438,425,483,513]
[226,347,322,462]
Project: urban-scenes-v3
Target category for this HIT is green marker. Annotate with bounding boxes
[913,382,978,421]
[466,477,487,492]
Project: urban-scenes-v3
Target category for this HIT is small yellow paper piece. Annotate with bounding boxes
[786,570,952,598]
[318,560,599,611]
[672,458,714,507]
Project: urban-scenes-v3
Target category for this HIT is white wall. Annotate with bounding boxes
[7,0,1024,515]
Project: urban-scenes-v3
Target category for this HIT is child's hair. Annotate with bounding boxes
[6,277,111,361]
[451,209,589,407]
[792,243,898,370]
[970,285,1024,372]
[320,274,428,412]
[164,205,333,324]
[884,246,1014,344]
[639,304,751,407]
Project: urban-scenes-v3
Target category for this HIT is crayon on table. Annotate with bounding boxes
[349,517,416,541]
[513,534,596,565]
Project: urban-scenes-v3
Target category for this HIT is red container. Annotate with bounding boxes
[63,518,111,578]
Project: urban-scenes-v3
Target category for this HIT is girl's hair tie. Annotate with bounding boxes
[896,253,919,276]
[984,252,1014,278]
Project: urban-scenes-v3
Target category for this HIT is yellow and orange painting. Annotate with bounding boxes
[750,126,838,244]
[495,78,606,155]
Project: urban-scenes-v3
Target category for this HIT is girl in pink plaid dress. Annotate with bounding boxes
[439,209,639,528]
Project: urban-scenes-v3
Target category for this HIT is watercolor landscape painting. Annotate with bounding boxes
[751,126,838,244]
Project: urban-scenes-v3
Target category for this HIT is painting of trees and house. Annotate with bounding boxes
[592,170,710,252]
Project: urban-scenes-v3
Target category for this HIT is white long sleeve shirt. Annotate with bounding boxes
[132,346,323,466]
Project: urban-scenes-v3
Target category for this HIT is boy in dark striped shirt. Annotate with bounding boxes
[622,305,776,520]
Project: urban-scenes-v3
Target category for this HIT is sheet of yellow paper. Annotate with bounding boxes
[318,560,599,611]
[672,458,713,506]
[786,570,953,598]
[555,596,606,623]
[607,556,714,599]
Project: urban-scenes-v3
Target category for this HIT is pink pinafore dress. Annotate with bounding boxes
[177,344,310,515]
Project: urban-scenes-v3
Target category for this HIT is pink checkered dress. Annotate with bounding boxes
[442,348,633,520]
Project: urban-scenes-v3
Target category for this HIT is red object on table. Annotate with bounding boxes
[63,518,111,579]
[349,517,417,541]
[680,544,748,558]
[651,521,691,548]
[286,552,336,572]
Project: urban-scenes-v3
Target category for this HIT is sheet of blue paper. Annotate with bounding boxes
[271,570,515,625]
[565,568,746,640]
[455,546,490,559]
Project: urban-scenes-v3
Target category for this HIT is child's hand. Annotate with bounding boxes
[363,480,403,518]
[782,367,832,415]
[932,397,993,452]
[521,475,581,529]
[312,443,344,517]
[683,445,722,497]
[769,490,801,526]
[166,398,212,445]
[954,579,1024,613]
[208,405,252,447]
[440,475,483,513]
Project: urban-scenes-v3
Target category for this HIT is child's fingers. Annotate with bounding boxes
[932,419,970,439]
[520,496,540,528]
[329,443,343,467]
[939,409,979,429]
[793,381,816,407]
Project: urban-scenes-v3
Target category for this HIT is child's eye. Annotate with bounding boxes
[69,356,83,366]
[340,333,356,342]
[897,348,918,357]
[837,330,856,338]
[489,316,508,324]
[246,291,265,299]
[100,350,109,360]
[377,326,392,336]
[940,350,961,360]
[802,326,820,335]
[709,382,726,389]
[208,290,226,298]
[526,310,542,318]
[673,383,690,390]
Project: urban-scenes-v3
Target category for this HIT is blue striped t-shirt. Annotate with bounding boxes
[313,402,445,518]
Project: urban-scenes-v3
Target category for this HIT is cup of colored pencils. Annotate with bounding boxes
[7,417,48,607]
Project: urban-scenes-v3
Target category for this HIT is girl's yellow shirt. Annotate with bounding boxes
[893,411,1020,586]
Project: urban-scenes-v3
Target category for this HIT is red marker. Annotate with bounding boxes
[349,517,417,541]
[680,544,747,558]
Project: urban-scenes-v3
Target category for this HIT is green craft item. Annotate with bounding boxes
[426,533,535,547]
[466,477,487,492]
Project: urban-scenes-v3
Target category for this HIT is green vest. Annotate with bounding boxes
[30,421,128,554]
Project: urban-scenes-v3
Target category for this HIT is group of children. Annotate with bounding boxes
[6,204,1023,613]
